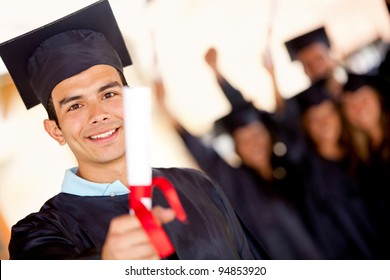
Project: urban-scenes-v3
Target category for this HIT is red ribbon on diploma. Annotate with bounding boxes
[129,176,187,258]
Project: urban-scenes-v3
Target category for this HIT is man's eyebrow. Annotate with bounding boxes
[98,81,122,93]
[59,95,83,107]
[58,81,122,107]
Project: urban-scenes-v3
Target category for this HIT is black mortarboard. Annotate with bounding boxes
[342,72,389,95]
[214,103,260,135]
[379,48,390,82]
[213,101,276,137]
[213,76,274,135]
[0,0,132,110]
[295,78,332,114]
[284,27,330,61]
[342,73,373,93]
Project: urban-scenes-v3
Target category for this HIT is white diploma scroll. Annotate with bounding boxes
[123,86,153,209]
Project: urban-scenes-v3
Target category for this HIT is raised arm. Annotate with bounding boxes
[262,42,285,114]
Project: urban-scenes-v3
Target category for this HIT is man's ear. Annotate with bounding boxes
[43,119,66,146]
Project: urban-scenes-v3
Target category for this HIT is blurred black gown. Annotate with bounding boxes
[8,168,255,260]
[354,149,390,259]
[178,128,323,259]
[301,150,377,259]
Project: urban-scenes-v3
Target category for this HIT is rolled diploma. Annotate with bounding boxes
[123,86,152,210]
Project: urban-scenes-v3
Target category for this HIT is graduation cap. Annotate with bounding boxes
[214,102,271,135]
[342,73,373,93]
[342,72,389,94]
[295,78,332,114]
[213,77,274,135]
[0,0,132,110]
[284,27,330,61]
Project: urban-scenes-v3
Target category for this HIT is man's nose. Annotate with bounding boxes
[88,103,110,124]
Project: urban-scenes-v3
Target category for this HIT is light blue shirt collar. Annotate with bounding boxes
[61,167,129,196]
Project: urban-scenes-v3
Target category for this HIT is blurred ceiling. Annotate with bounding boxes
[0,0,389,131]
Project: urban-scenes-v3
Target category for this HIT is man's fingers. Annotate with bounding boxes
[102,207,175,260]
[105,240,159,260]
[102,214,160,260]
[107,214,142,234]
[152,206,176,225]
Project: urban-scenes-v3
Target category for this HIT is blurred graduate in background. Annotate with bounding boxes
[155,47,323,259]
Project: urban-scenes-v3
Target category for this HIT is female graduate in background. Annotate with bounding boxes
[295,80,376,259]
[341,73,390,259]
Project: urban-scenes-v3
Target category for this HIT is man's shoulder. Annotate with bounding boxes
[13,192,101,226]
[10,193,67,235]
[13,193,70,223]
[153,167,210,181]
[152,167,209,181]
[152,167,217,192]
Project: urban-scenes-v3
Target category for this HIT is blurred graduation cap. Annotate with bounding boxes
[285,27,330,61]
[295,78,332,114]
[343,73,374,93]
[214,103,272,135]
[378,48,390,82]
[213,78,274,135]
[0,0,132,110]
[343,71,390,94]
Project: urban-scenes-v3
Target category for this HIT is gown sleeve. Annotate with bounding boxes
[9,210,99,260]
[178,127,235,178]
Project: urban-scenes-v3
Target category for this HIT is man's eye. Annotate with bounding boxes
[68,104,81,111]
[103,92,116,99]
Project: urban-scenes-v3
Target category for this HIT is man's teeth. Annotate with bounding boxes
[90,129,116,140]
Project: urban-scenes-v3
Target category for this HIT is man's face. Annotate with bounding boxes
[46,64,126,170]
[297,42,334,82]
[233,121,272,170]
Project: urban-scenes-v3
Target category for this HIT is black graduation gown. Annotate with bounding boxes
[354,150,390,259]
[301,151,376,259]
[179,128,323,259]
[8,168,254,260]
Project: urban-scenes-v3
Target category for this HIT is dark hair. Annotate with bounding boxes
[47,69,128,128]
[47,96,60,127]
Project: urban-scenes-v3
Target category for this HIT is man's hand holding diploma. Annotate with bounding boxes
[101,206,175,260]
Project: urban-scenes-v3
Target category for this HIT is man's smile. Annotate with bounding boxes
[87,128,119,141]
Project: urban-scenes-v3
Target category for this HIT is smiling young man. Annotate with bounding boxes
[0,0,256,260]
